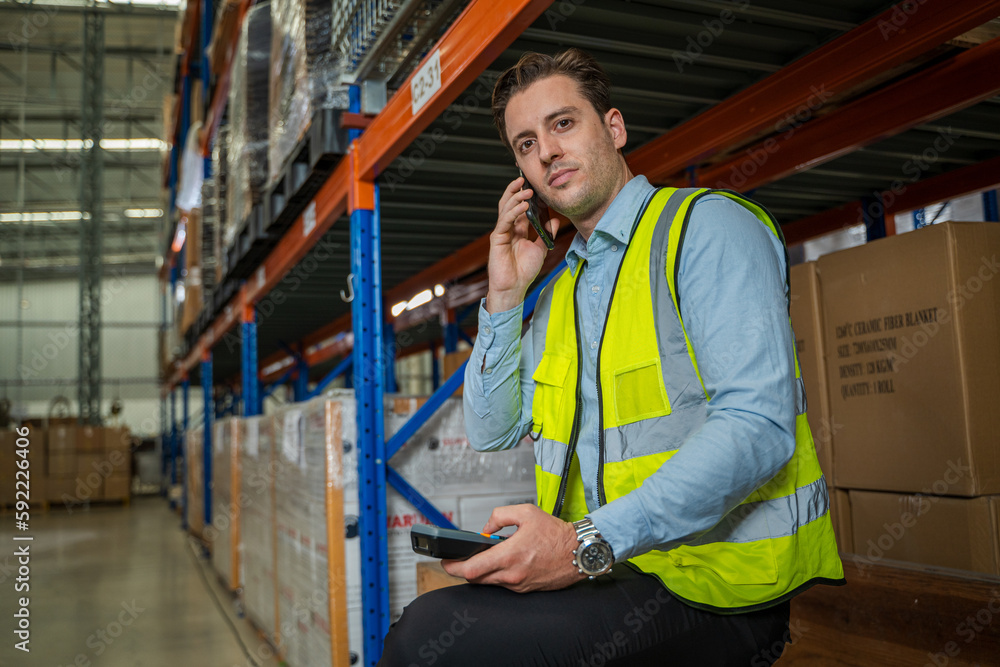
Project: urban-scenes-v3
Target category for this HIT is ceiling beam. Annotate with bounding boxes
[691,37,1000,191]
[781,155,1000,245]
[628,0,1000,184]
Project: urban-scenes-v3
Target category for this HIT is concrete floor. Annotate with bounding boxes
[0,496,281,667]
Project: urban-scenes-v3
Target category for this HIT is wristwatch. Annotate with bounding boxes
[572,518,615,579]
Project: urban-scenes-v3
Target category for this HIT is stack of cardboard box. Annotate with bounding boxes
[46,422,79,503]
[0,429,47,506]
[40,424,132,507]
[794,221,1000,576]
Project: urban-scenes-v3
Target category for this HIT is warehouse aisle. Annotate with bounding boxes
[0,496,279,667]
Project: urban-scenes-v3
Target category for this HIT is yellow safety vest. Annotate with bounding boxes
[529,187,845,612]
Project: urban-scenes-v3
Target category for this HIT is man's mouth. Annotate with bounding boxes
[548,168,576,188]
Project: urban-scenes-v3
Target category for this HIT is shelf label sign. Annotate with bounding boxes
[303,201,316,236]
[411,50,442,116]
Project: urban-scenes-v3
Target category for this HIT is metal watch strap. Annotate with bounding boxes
[573,518,602,542]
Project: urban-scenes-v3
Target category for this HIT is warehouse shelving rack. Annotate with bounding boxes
[159,0,1000,664]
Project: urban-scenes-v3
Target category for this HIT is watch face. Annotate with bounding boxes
[580,542,613,575]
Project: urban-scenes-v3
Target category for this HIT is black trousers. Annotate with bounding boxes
[377,564,791,667]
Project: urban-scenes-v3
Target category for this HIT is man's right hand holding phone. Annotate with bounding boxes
[486,175,560,314]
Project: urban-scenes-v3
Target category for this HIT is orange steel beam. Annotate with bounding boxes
[355,0,553,179]
[691,37,1000,193]
[628,0,1000,184]
[781,155,1000,246]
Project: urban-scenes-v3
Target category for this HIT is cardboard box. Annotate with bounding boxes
[48,452,77,477]
[829,487,853,554]
[442,348,474,397]
[47,424,77,454]
[416,561,465,596]
[818,222,1000,495]
[46,477,79,504]
[77,453,104,477]
[850,490,1000,576]
[790,261,834,482]
[103,475,131,500]
[103,427,131,453]
[78,426,103,452]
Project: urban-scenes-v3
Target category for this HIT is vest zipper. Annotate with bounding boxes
[595,195,652,508]
[551,268,585,519]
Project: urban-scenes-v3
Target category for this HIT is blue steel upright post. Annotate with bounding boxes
[348,82,390,662]
[242,303,260,416]
[201,350,214,532]
[181,376,190,530]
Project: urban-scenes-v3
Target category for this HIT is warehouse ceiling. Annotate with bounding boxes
[0,0,179,279]
[195,0,1000,387]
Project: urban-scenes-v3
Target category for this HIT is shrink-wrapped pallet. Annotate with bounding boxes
[211,417,242,591]
[225,1,271,247]
[186,426,205,538]
[241,415,279,643]
[268,0,347,186]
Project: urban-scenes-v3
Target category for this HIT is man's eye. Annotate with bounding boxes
[519,139,535,152]
[557,118,572,129]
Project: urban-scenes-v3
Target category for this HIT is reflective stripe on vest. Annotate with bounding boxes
[530,187,845,612]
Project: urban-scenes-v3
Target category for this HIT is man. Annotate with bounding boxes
[378,48,844,666]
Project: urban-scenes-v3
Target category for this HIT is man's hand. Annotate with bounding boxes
[441,504,586,593]
[485,177,559,314]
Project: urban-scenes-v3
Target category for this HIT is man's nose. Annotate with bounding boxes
[536,134,562,164]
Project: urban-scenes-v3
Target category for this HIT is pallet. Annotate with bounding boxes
[778,554,1000,665]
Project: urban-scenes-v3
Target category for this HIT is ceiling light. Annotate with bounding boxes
[125,208,163,218]
[391,301,408,318]
[405,289,433,311]
[433,284,445,297]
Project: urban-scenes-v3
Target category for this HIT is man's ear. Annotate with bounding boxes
[604,108,628,151]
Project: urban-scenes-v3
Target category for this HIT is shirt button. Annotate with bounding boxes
[591,285,600,294]
[611,244,618,252]
[483,326,492,335]
[484,367,493,374]
[591,341,598,350]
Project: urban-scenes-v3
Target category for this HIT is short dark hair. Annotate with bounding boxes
[491,48,612,152]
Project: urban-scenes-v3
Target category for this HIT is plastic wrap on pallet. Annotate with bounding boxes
[211,417,242,591]
[226,1,271,250]
[268,0,347,187]
[271,392,535,666]
[241,415,279,644]
[186,426,205,539]
[213,124,229,282]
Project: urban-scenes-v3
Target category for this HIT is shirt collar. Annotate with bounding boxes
[564,175,656,275]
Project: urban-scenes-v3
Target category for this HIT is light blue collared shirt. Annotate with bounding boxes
[463,176,797,562]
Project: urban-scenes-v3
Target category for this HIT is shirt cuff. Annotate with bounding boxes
[475,297,523,386]
[587,494,653,563]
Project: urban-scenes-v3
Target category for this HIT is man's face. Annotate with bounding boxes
[504,74,627,222]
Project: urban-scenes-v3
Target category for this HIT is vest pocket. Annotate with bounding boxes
[531,353,572,440]
[612,358,671,426]
[669,538,779,585]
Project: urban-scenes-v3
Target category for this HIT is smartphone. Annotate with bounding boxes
[519,170,555,250]
[411,524,507,560]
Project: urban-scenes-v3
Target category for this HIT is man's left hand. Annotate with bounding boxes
[441,504,587,593]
